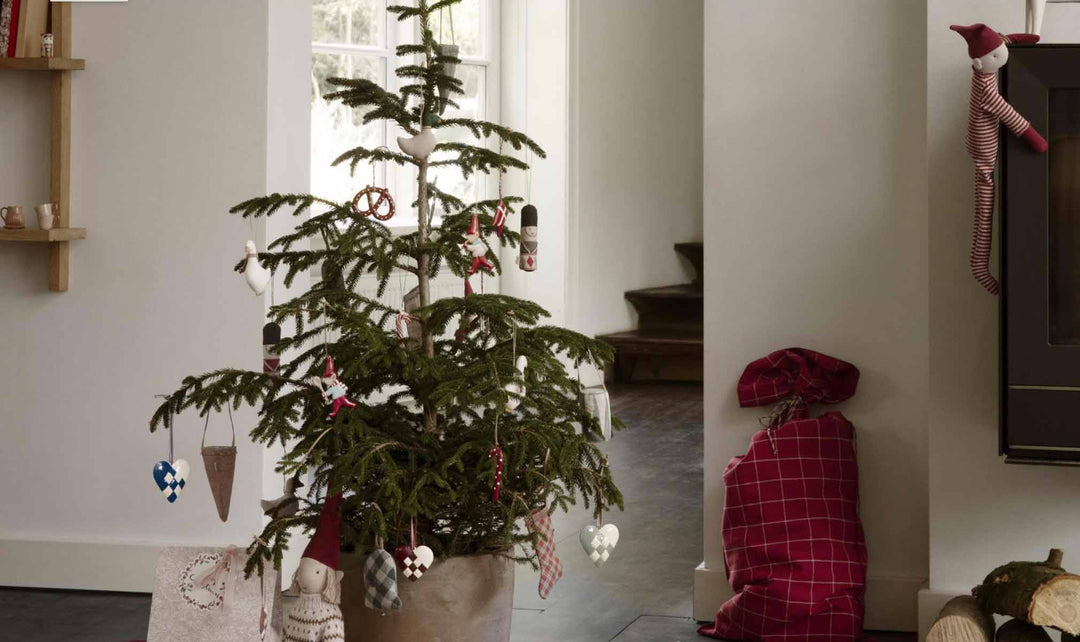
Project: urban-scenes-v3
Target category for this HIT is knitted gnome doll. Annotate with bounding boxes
[283,492,346,642]
[951,24,1046,295]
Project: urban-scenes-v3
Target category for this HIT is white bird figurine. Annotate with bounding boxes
[261,475,304,519]
[504,355,528,412]
[243,240,271,295]
[397,126,437,161]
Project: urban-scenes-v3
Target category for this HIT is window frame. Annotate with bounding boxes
[310,0,500,231]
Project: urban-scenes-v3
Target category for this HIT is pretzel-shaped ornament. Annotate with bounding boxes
[351,186,395,221]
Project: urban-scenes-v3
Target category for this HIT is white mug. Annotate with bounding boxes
[35,203,58,230]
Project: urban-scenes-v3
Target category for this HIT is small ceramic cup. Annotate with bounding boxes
[35,203,58,230]
[1,205,25,229]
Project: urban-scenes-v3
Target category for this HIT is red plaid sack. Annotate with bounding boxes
[699,348,867,642]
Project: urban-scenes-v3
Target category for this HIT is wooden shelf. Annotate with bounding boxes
[0,57,84,71]
[0,228,86,242]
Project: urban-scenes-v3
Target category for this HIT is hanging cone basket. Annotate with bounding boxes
[435,43,459,115]
[201,409,237,522]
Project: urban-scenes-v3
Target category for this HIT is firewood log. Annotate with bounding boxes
[974,549,1080,635]
[927,595,996,642]
[996,619,1052,642]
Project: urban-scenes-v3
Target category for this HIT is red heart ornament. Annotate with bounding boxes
[394,544,434,581]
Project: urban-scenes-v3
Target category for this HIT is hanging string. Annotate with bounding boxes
[202,404,237,450]
[156,394,175,462]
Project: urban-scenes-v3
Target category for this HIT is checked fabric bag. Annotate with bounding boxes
[362,549,402,611]
[699,348,867,642]
[528,507,563,599]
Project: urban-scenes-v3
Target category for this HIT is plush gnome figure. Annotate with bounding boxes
[284,492,346,642]
[951,24,1047,294]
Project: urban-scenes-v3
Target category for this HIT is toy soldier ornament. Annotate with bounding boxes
[263,322,283,374]
[519,205,537,272]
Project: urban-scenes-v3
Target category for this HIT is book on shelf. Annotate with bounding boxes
[1,0,18,58]
[15,0,46,58]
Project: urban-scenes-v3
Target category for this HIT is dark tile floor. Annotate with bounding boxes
[0,383,913,641]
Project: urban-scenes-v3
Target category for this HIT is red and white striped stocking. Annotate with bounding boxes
[528,507,563,599]
[970,173,999,295]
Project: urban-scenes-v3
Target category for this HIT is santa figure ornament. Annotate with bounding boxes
[950,23,1046,294]
[463,213,495,276]
[519,205,537,272]
[315,356,356,420]
[283,492,346,642]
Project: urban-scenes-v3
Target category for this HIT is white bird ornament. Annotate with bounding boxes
[504,355,528,412]
[243,240,271,296]
[397,126,437,161]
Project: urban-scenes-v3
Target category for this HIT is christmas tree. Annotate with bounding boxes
[150,0,621,579]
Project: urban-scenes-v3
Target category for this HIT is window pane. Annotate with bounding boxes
[429,65,485,205]
[432,0,481,58]
[311,53,385,205]
[313,0,384,47]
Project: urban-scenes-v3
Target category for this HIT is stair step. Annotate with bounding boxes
[624,284,703,330]
[674,242,703,287]
[597,328,703,382]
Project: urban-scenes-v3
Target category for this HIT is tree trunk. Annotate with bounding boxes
[996,619,1052,642]
[927,595,996,642]
[974,549,1080,635]
[416,158,438,433]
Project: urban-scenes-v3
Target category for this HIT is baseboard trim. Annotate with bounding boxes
[693,561,926,632]
[0,538,163,593]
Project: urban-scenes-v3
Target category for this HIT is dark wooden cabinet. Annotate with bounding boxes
[1002,45,1080,464]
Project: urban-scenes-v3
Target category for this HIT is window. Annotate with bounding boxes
[311,0,498,227]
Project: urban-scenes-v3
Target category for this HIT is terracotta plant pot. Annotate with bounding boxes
[341,553,514,641]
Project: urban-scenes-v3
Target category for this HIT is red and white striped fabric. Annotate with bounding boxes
[965,71,1030,295]
[493,199,508,237]
[700,348,866,642]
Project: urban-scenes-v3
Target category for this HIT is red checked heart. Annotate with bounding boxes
[394,544,434,581]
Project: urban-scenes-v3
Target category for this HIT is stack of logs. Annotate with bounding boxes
[928,549,1080,641]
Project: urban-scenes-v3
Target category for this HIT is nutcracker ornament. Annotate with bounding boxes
[950,23,1046,294]
[519,205,537,272]
[312,356,356,420]
[283,492,346,642]
[262,322,283,374]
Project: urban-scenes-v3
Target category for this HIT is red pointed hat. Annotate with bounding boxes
[950,23,1039,58]
[302,491,342,570]
[467,213,480,237]
[323,356,337,379]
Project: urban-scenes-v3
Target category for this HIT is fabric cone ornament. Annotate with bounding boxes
[201,410,237,522]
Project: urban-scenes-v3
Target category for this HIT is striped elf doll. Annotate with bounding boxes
[950,24,1046,294]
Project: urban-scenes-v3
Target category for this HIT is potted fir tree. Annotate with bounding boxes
[149,1,620,640]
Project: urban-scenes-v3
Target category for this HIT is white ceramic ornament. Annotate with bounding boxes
[397,127,437,161]
[243,240,271,296]
[504,355,528,412]
[579,523,619,568]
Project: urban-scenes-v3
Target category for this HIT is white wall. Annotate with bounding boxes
[500,0,569,327]
[569,0,703,337]
[0,0,272,591]
[700,0,929,631]
[926,0,1080,610]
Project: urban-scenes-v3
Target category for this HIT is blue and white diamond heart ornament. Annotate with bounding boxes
[580,523,619,568]
[153,459,190,503]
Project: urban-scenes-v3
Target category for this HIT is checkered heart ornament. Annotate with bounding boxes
[580,456,619,568]
[151,394,189,503]
[394,518,435,581]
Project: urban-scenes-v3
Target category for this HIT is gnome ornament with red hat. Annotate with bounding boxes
[312,356,356,420]
[283,492,346,642]
[462,212,495,277]
[951,23,1047,295]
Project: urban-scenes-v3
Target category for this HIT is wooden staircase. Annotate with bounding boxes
[598,242,703,382]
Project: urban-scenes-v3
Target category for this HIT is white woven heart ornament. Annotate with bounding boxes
[579,523,619,568]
